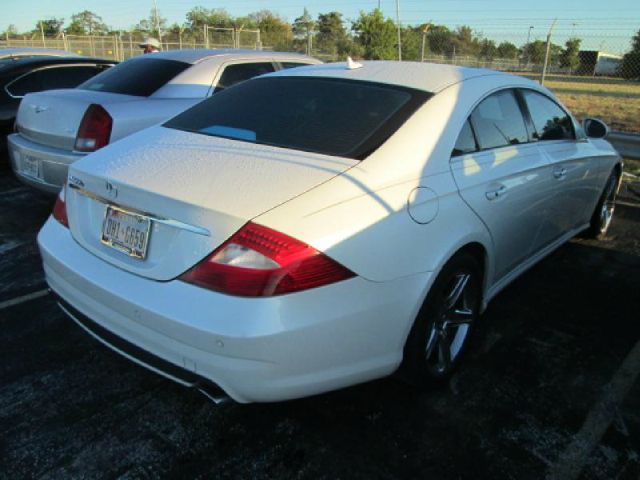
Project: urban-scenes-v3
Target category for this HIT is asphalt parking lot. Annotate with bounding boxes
[1,163,639,479]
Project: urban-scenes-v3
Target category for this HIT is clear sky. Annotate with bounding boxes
[3,0,639,54]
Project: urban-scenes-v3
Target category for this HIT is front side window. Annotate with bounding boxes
[166,77,431,159]
[522,90,575,141]
[470,90,528,150]
[214,62,275,92]
[79,58,189,97]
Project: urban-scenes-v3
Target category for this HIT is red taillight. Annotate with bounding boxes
[180,222,355,297]
[74,104,112,152]
[52,186,68,228]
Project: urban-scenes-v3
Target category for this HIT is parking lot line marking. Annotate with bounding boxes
[546,339,640,480]
[0,289,50,311]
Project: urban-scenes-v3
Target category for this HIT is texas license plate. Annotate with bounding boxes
[21,154,40,179]
[101,206,151,259]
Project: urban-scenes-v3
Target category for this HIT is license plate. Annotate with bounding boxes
[21,154,40,179]
[101,206,151,259]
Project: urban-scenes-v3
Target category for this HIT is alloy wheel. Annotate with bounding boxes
[425,271,477,375]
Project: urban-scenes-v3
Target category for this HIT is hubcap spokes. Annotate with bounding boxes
[425,273,475,374]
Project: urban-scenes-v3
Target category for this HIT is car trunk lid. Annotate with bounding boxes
[65,126,358,281]
[16,89,139,150]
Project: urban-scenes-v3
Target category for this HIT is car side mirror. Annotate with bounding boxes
[582,118,609,139]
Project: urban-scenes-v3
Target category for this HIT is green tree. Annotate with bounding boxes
[247,10,292,51]
[428,25,454,55]
[453,26,480,56]
[2,24,18,38]
[401,27,423,61]
[292,8,315,53]
[559,37,582,72]
[293,8,315,38]
[66,10,108,35]
[134,9,167,37]
[619,29,640,79]
[315,12,356,57]
[185,7,233,30]
[479,38,497,60]
[352,9,397,60]
[497,41,519,59]
[522,40,561,65]
[36,18,64,36]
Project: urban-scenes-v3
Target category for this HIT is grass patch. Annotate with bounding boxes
[624,158,640,176]
[514,74,640,133]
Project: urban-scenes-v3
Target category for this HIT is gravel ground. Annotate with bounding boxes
[0,169,638,479]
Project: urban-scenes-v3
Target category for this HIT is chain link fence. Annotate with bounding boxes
[0,29,262,61]
[1,29,638,132]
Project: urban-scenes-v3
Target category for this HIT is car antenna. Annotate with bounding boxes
[346,57,363,70]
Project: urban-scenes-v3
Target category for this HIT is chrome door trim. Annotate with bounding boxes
[68,183,211,237]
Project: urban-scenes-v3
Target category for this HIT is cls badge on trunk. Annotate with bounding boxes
[105,181,118,199]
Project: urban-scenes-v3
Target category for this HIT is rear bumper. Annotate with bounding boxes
[38,217,432,403]
[57,295,229,403]
[8,133,85,194]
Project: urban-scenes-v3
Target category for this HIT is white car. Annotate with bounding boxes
[8,49,320,193]
[38,61,622,403]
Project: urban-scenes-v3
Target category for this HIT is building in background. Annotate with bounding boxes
[577,51,623,76]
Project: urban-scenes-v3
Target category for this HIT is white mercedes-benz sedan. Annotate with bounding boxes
[38,61,622,403]
[8,49,319,194]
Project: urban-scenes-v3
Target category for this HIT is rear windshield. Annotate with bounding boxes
[78,58,189,97]
[164,77,430,159]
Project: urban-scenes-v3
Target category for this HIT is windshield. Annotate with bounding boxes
[78,58,189,97]
[164,76,431,159]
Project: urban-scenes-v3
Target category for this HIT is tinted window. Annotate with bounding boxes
[452,120,477,156]
[280,62,312,69]
[522,90,574,141]
[470,90,528,150]
[166,77,430,159]
[41,66,105,89]
[214,62,275,92]
[6,66,103,97]
[79,58,189,97]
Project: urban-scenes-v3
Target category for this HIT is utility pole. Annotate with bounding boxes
[396,0,401,60]
[524,26,533,69]
[152,0,162,43]
[39,21,45,47]
[540,18,557,85]
[420,21,431,62]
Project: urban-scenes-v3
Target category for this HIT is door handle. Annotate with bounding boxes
[485,185,507,200]
[553,167,567,179]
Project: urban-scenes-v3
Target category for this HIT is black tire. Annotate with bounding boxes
[584,169,620,240]
[400,252,482,388]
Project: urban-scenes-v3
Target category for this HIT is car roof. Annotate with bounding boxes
[0,47,81,59]
[131,48,317,64]
[266,60,532,93]
[0,56,115,75]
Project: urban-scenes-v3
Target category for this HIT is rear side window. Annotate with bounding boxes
[6,65,106,97]
[452,120,477,156]
[470,90,528,150]
[522,90,575,141]
[79,58,189,97]
[214,62,275,92]
[166,77,431,159]
[280,62,312,69]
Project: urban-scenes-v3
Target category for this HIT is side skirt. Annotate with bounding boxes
[482,223,590,310]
